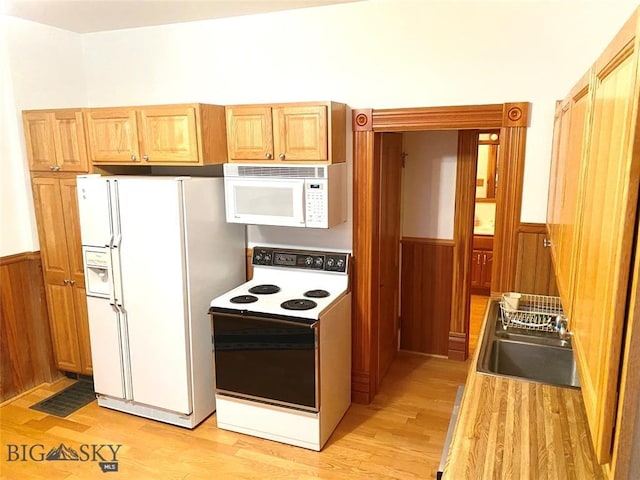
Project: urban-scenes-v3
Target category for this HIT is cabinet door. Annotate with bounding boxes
[74,286,92,374]
[226,106,273,161]
[31,177,71,285]
[571,40,639,463]
[53,110,89,172]
[23,112,57,171]
[471,251,482,287]
[59,178,85,288]
[547,77,590,313]
[138,106,200,163]
[86,108,140,163]
[45,283,82,372]
[481,252,493,289]
[273,105,328,161]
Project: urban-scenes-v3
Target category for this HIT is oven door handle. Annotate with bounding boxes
[212,312,319,329]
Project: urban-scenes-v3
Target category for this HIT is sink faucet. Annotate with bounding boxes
[555,315,572,340]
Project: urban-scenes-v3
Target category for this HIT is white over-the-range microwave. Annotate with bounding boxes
[223,163,347,228]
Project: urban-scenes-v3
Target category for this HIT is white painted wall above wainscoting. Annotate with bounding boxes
[3,0,639,255]
[401,131,458,240]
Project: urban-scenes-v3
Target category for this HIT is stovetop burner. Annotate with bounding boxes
[281,299,318,311]
[230,295,259,304]
[249,284,281,295]
[304,289,330,298]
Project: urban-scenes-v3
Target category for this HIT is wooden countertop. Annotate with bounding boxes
[442,300,603,479]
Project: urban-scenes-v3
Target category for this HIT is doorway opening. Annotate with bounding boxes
[469,130,500,353]
[350,103,530,403]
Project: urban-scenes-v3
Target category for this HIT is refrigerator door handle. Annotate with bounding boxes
[116,310,134,401]
[112,179,123,248]
[106,179,115,248]
[110,179,125,309]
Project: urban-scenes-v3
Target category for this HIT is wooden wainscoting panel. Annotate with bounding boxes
[515,224,560,296]
[0,252,58,402]
[400,238,454,356]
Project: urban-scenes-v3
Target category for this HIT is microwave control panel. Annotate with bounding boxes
[304,179,328,228]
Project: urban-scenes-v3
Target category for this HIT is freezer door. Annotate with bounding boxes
[86,296,125,399]
[77,175,112,247]
[114,177,192,415]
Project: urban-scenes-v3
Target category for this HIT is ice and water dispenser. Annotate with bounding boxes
[83,247,111,298]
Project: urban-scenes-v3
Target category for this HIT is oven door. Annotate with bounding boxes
[223,177,306,227]
[211,311,319,412]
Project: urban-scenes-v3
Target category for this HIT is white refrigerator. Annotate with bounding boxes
[76,175,245,428]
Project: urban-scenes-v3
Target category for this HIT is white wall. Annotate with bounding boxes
[3,0,639,254]
[1,16,87,256]
[401,131,458,240]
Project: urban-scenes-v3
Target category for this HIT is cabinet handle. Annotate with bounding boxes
[279,153,286,160]
[477,254,481,265]
[543,238,552,248]
[69,279,76,286]
[63,279,69,285]
[143,155,149,162]
[131,155,138,162]
[483,254,487,265]
[265,153,272,160]
[50,165,61,171]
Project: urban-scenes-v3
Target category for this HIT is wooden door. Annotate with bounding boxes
[226,106,274,161]
[23,112,57,171]
[138,106,200,163]
[31,177,71,285]
[273,105,328,161]
[45,283,82,372]
[377,133,403,383]
[571,37,639,464]
[53,110,89,172]
[86,108,140,163]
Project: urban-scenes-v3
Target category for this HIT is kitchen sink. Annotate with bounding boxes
[476,301,580,388]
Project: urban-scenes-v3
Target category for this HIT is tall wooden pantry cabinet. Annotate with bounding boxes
[23,109,93,375]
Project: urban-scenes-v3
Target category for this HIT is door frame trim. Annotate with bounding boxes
[351,102,530,403]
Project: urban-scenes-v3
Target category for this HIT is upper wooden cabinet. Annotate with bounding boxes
[23,109,89,173]
[546,10,640,465]
[86,103,226,166]
[225,102,346,164]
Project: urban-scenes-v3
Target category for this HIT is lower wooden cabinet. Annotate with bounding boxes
[471,250,492,293]
[31,175,92,375]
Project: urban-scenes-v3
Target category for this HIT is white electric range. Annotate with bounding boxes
[209,246,352,451]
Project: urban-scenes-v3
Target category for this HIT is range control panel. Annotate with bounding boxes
[252,247,349,273]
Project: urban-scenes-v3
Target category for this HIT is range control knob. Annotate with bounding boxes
[305,256,314,266]
[337,258,345,269]
[314,257,324,268]
[326,257,335,269]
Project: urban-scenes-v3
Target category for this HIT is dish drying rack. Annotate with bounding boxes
[499,293,563,332]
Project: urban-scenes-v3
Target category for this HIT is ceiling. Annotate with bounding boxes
[3,0,362,33]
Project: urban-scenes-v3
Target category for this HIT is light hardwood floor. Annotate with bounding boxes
[0,352,469,480]
[469,294,490,354]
